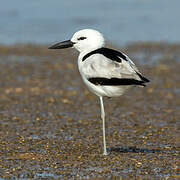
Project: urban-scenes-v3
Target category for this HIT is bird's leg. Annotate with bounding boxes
[99,96,108,155]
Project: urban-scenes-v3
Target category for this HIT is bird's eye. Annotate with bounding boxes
[77,37,87,41]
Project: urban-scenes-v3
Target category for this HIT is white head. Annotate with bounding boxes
[71,29,105,52]
[49,29,105,53]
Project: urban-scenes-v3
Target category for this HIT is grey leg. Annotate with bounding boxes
[99,96,108,155]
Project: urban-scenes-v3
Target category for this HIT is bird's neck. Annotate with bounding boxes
[79,46,103,56]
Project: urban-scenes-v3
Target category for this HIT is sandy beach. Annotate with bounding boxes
[0,43,179,178]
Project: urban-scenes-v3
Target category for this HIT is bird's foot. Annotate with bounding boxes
[103,151,109,156]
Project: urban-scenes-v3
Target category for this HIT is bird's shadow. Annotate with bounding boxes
[109,146,161,154]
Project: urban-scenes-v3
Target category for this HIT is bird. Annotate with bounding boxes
[49,29,150,155]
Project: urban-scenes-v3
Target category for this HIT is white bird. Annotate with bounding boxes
[49,29,149,155]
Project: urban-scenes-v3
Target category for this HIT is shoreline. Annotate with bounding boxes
[0,42,179,179]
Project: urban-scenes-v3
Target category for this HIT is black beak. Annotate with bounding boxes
[48,40,74,49]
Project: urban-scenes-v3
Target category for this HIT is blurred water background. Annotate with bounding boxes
[0,0,180,45]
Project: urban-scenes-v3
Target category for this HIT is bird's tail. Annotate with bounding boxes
[136,72,150,87]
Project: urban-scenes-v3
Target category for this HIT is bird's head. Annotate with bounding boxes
[49,29,105,53]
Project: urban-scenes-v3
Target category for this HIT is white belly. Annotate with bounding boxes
[82,75,131,97]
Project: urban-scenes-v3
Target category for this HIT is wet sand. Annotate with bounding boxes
[0,43,179,179]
